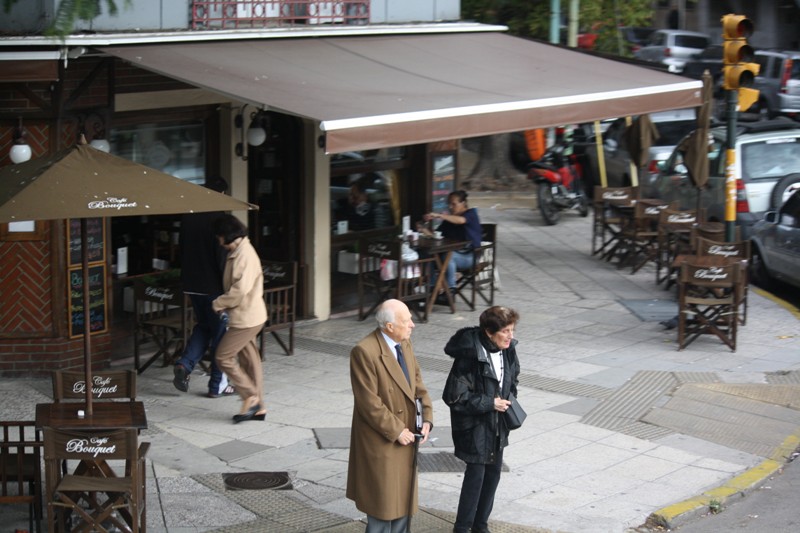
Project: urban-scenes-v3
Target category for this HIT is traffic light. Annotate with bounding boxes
[722,14,760,111]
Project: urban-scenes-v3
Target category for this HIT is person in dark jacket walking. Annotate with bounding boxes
[173,176,232,398]
[442,305,521,533]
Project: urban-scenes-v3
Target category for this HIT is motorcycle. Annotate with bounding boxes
[527,142,590,225]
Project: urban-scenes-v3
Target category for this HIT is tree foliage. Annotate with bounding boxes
[3,0,130,38]
[461,0,654,57]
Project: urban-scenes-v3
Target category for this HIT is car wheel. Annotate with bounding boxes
[770,173,800,209]
[537,182,560,225]
[750,246,774,291]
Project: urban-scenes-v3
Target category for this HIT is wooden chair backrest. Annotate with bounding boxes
[694,237,751,261]
[52,370,136,402]
[658,208,698,227]
[593,186,637,206]
[679,260,743,290]
[43,427,138,464]
[0,421,42,499]
[262,261,297,332]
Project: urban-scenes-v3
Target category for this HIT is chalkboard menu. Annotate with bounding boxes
[68,218,105,266]
[68,263,108,337]
[432,152,455,213]
[67,218,108,338]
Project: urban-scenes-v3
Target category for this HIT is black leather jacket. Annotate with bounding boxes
[442,327,520,465]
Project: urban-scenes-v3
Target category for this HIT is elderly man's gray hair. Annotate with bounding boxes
[375,303,395,330]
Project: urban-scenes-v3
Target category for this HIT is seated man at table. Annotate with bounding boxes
[422,190,482,304]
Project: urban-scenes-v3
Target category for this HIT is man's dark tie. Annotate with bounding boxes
[395,344,411,384]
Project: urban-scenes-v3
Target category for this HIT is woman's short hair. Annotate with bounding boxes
[213,214,248,245]
[479,306,519,334]
[448,189,469,205]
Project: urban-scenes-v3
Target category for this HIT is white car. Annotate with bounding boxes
[635,29,711,74]
[653,118,800,239]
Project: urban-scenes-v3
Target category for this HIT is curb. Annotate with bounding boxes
[646,432,800,530]
[645,285,800,530]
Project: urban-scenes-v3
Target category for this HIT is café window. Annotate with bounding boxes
[109,121,206,184]
[330,149,406,235]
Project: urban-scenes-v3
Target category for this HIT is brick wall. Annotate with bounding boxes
[0,56,189,375]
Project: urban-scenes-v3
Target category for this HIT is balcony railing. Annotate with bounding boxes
[191,1,370,29]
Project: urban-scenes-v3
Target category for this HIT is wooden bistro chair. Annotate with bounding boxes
[259,261,298,358]
[591,186,637,258]
[677,258,745,352]
[453,223,497,311]
[357,238,436,323]
[695,237,751,325]
[617,199,673,274]
[654,207,699,286]
[133,276,191,374]
[0,421,43,533]
[44,427,149,533]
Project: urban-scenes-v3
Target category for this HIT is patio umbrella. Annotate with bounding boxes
[624,114,659,187]
[679,70,714,215]
[0,140,256,414]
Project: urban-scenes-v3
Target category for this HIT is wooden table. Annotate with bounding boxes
[36,401,147,532]
[415,236,470,316]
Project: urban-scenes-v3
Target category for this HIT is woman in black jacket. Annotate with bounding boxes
[443,306,521,533]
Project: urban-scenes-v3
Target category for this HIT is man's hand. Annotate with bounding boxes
[418,421,432,445]
[494,398,511,412]
[396,428,416,446]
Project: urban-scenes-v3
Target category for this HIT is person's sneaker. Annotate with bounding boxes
[207,385,236,399]
[173,365,189,393]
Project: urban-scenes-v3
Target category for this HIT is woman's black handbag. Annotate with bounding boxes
[504,393,527,430]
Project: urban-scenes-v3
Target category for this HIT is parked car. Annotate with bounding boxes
[619,26,655,55]
[653,117,800,239]
[682,44,723,86]
[752,49,800,120]
[750,189,800,290]
[581,108,698,194]
[635,29,711,73]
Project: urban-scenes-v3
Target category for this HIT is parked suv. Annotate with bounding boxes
[753,49,800,120]
[635,29,711,73]
[653,118,800,239]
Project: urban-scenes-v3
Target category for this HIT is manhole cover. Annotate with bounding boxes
[223,471,292,490]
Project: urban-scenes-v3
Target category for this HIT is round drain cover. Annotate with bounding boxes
[223,471,292,491]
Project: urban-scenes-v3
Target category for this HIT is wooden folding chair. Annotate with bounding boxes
[133,277,191,374]
[0,421,43,533]
[677,259,744,352]
[453,223,497,311]
[44,428,149,533]
[654,207,699,286]
[592,186,637,258]
[695,237,751,325]
[259,261,298,357]
[617,199,673,273]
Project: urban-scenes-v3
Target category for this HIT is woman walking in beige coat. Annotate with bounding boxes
[212,214,267,423]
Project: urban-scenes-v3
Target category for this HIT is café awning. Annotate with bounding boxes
[104,32,702,154]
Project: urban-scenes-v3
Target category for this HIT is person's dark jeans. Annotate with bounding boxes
[175,294,227,393]
[453,446,504,533]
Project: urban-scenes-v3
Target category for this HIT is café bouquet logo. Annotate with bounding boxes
[88,197,138,211]
[66,436,117,457]
[70,375,120,398]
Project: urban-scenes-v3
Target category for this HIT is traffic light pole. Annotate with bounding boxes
[725,89,738,243]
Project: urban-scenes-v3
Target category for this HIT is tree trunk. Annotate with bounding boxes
[461,134,529,191]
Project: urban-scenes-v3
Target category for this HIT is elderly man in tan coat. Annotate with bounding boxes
[347,299,433,532]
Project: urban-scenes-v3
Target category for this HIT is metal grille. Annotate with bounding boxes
[191,1,369,29]
[223,472,292,491]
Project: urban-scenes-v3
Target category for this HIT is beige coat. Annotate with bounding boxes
[212,237,266,328]
[346,329,433,520]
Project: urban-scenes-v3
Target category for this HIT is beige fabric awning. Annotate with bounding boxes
[104,32,702,154]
